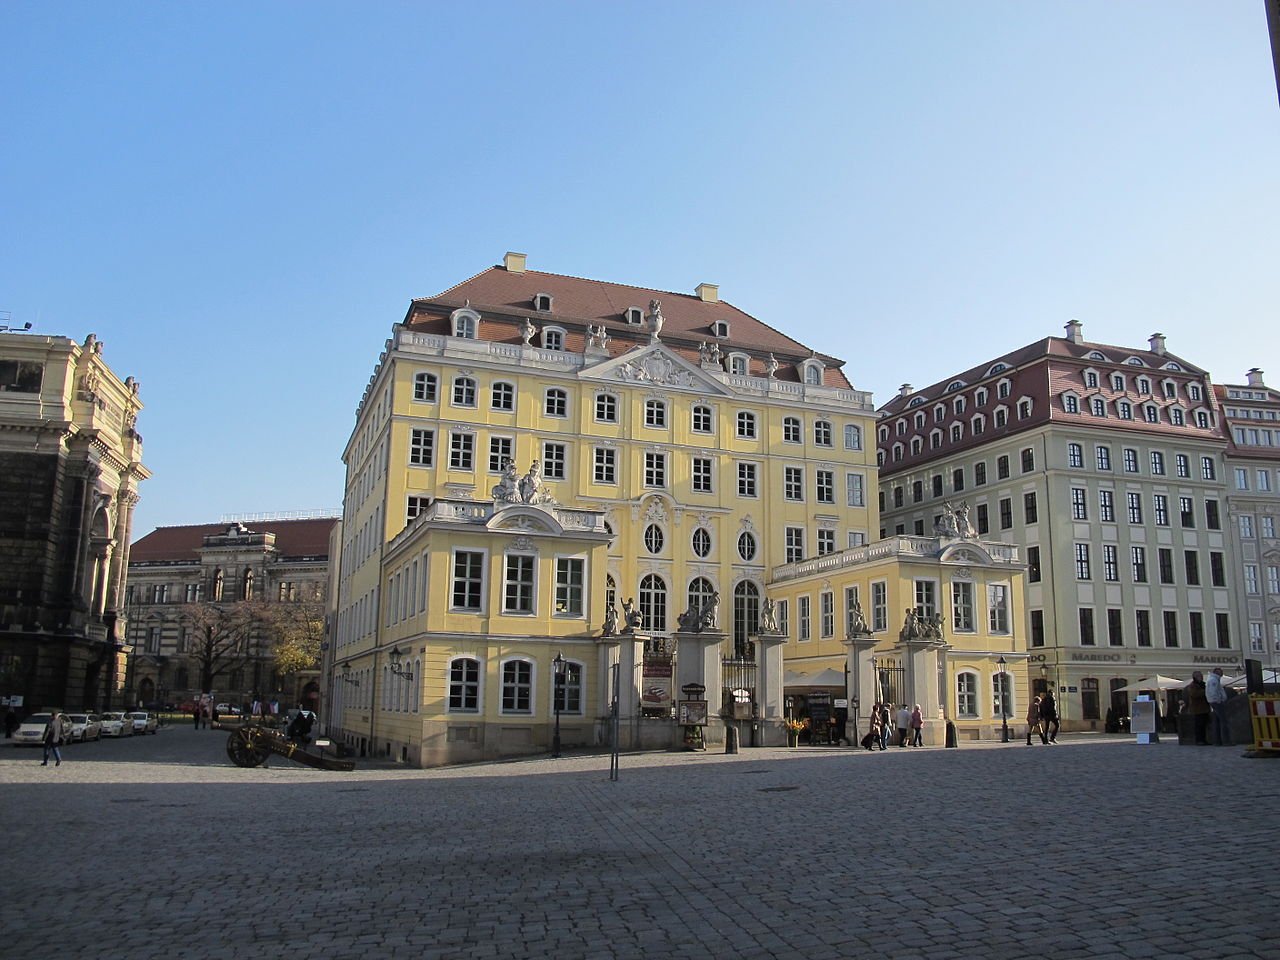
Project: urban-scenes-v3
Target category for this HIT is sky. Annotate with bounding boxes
[3,1,1278,537]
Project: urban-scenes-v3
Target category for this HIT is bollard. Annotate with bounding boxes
[945,720,958,748]
[724,723,740,754]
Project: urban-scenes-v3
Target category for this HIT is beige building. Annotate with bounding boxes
[1217,371,1280,673]
[0,331,148,714]
[877,322,1236,728]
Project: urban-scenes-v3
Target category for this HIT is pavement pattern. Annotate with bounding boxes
[2,725,1276,960]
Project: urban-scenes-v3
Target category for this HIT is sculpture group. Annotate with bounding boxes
[492,459,557,506]
[934,500,977,539]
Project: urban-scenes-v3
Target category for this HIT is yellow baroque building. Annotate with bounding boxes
[767,529,1029,744]
[328,253,880,765]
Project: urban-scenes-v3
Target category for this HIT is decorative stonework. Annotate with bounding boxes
[616,350,694,387]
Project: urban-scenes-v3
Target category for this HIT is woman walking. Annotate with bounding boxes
[910,704,924,746]
[1026,695,1041,745]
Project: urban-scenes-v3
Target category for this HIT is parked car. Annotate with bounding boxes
[214,703,241,715]
[126,711,159,735]
[67,713,102,742]
[99,712,134,737]
[12,713,74,747]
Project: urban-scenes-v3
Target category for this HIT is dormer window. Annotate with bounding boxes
[946,380,967,392]
[1161,379,1177,399]
[908,397,925,408]
[996,378,1011,399]
[986,363,1009,376]
[1195,410,1210,428]
[1084,369,1099,389]
[1162,362,1183,372]
[933,404,945,423]
[1062,393,1080,414]
[450,306,481,339]
[1137,377,1151,395]
[975,388,988,406]
[1091,397,1106,417]
[712,320,731,339]
[1126,357,1146,366]
[625,307,644,325]
[953,396,966,415]
[1086,351,1108,361]
[1170,407,1185,426]
[540,326,566,351]
[801,360,824,385]
[1111,374,1125,391]
[914,412,926,429]
[727,353,749,375]
[1187,384,1202,402]
[533,293,553,312]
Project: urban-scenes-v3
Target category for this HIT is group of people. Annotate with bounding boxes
[1181,667,1233,745]
[1026,690,1060,744]
[860,702,924,750]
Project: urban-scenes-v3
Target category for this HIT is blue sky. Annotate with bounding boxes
[3,1,1277,536]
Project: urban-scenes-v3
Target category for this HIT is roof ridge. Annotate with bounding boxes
[424,265,501,301]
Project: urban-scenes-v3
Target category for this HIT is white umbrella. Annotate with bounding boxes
[1117,674,1186,692]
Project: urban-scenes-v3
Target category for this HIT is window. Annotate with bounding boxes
[844,585,861,636]
[783,417,801,443]
[452,376,477,407]
[533,293,553,312]
[692,457,713,493]
[639,575,667,633]
[449,432,474,470]
[1091,397,1106,417]
[952,467,965,492]
[737,531,757,562]
[1250,622,1264,653]
[1175,454,1190,478]
[488,437,512,473]
[1206,499,1221,530]
[1170,408,1185,426]
[1137,376,1151,394]
[956,673,978,719]
[595,393,617,422]
[999,498,1013,530]
[1018,448,1034,473]
[912,480,923,503]
[407,495,429,521]
[491,382,515,411]
[976,503,989,534]
[691,528,712,558]
[413,372,438,402]
[448,658,480,712]
[549,558,585,617]
[1023,492,1038,524]
[1259,470,1273,492]
[1240,514,1255,539]
[1235,467,1249,491]
[736,411,757,439]
[1210,552,1226,587]
[737,462,757,497]
[820,592,835,637]
[1079,608,1095,645]
[1063,394,1080,414]
[1127,492,1143,524]
[1201,456,1215,480]
[1218,614,1232,650]
[644,452,666,487]
[1018,399,1032,419]
[785,527,804,563]
[545,388,568,417]
[817,529,836,556]
[1244,564,1259,594]
[644,399,666,427]
[1143,404,1159,424]
[1068,443,1085,468]
[728,354,747,375]
[814,420,833,446]
[1158,549,1174,585]
[555,662,584,714]
[1102,544,1119,582]
[997,455,1010,480]
[1136,609,1152,647]
[871,582,888,632]
[798,596,811,641]
[1030,610,1045,647]
[846,473,865,507]
[1096,446,1111,470]
[785,466,804,501]
[1085,370,1099,389]
[1075,543,1091,580]
[1071,488,1088,520]
[1153,494,1168,526]
[452,551,485,610]
[974,462,987,485]
[844,424,862,450]
[408,428,434,466]
[501,660,533,713]
[503,554,536,613]
[1149,451,1165,475]
[1118,401,1132,420]
[1163,611,1179,648]
[951,581,975,632]
[1098,489,1115,522]
[1265,516,1276,538]
[816,469,834,504]
[593,447,616,484]
[1189,611,1205,648]
[692,404,713,433]
[1179,497,1194,528]
[1027,546,1041,583]
[1107,609,1124,647]
[988,584,1009,633]
[1132,546,1147,583]
[643,524,665,554]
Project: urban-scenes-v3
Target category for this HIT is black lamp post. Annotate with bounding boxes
[998,655,1009,743]
[552,651,567,759]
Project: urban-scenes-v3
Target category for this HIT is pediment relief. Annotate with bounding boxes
[938,544,996,566]
[582,344,729,395]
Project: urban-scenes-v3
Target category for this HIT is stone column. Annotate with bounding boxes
[900,639,946,745]
[755,630,787,745]
[595,633,645,749]
[674,629,725,746]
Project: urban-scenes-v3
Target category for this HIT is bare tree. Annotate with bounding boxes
[181,601,274,694]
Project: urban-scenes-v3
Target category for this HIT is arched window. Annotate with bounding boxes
[992,670,1013,721]
[688,577,716,618]
[605,575,617,613]
[732,581,760,655]
[639,575,667,633]
[451,308,479,339]
[554,660,584,715]
[241,569,254,601]
[844,424,862,450]
[803,361,823,385]
[500,659,533,714]
[452,376,477,407]
[956,671,979,718]
[737,531,757,562]
[540,326,565,351]
[728,353,748,375]
[212,568,224,602]
[413,372,438,402]
[413,661,421,713]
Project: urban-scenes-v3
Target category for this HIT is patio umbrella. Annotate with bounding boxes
[804,667,848,688]
[783,670,812,686]
[1117,675,1186,692]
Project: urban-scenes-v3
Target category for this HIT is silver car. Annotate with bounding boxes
[99,712,134,737]
[67,713,102,742]
[12,713,74,746]
[126,711,158,735]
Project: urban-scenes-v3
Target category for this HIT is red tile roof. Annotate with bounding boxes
[130,518,338,563]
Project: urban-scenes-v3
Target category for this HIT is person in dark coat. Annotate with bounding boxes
[4,708,18,738]
[1039,690,1059,743]
[1184,671,1211,745]
[42,711,64,766]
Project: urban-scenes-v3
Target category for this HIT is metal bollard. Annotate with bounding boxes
[724,723,740,754]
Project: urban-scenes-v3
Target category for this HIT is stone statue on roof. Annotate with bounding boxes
[646,299,664,342]
[766,354,779,379]
[521,318,536,345]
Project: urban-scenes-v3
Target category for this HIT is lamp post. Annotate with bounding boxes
[552,651,567,759]
[387,647,414,681]
[997,655,1009,743]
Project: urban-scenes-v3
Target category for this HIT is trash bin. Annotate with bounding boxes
[1176,713,1195,745]
[945,720,958,748]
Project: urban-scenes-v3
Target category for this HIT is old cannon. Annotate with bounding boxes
[216,721,355,771]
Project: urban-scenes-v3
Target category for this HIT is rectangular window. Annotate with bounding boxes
[1179,497,1194,528]
[1189,611,1205,648]
[1027,546,1041,583]
[1021,448,1034,473]
[595,393,617,422]
[1079,608,1095,645]
[784,466,804,501]
[1175,454,1190,478]
[1132,546,1147,583]
[845,472,865,507]
[449,432,474,470]
[1184,551,1200,586]
[692,456,713,493]
[1269,566,1280,595]
[593,447,616,484]
[1096,446,1112,471]
[820,592,834,638]
[501,660,532,713]
[1265,516,1277,539]
[785,527,804,564]
[737,462,757,497]
[1235,467,1249,490]
[997,455,1010,480]
[1250,622,1264,653]
[1150,451,1165,475]
[1123,448,1139,473]
[1240,515,1255,539]
[816,469,834,504]
[1067,443,1083,468]
[488,436,512,473]
[644,452,666,488]
[988,584,1009,633]
[1107,609,1124,646]
[871,582,888,632]
[1210,551,1225,587]
[503,554,536,614]
[1071,488,1088,520]
[1158,548,1175,584]
[798,596,811,641]
[952,581,975,632]
[407,495,429,521]
[914,579,937,621]
[1163,611,1179,647]
[1216,613,1231,650]
[932,474,944,498]
[1153,495,1169,526]
[554,557,584,616]
[1205,498,1221,529]
[736,411,757,439]
[644,399,666,427]
[976,503,989,534]
[844,424,862,450]
[1030,609,1045,647]
[555,662,583,714]
[452,551,485,610]
[999,498,1013,530]
[1127,492,1143,524]
[1023,492,1037,524]
[1201,456,1215,480]
[975,462,988,485]
[542,442,566,480]
[814,421,833,446]
[817,529,836,556]
[1075,543,1091,580]
[1136,609,1152,647]
[692,405,713,433]
[1099,489,1115,522]
[1103,545,1119,582]
[410,428,434,466]
[844,585,861,636]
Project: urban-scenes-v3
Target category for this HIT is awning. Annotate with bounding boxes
[784,667,846,688]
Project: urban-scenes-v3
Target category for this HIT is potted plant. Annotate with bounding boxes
[784,716,808,747]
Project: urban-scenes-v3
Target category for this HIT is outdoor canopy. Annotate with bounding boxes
[1117,675,1186,692]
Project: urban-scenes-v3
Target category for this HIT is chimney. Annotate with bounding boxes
[1064,319,1084,344]
[899,383,913,398]
[503,251,527,274]
[1247,368,1266,387]
[695,282,719,303]
[1148,332,1167,356]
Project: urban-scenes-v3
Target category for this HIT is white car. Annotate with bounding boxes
[12,713,74,747]
[99,712,134,737]
[67,713,103,742]
[126,711,159,735]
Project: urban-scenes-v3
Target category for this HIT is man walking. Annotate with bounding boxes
[42,711,64,766]
[1206,667,1230,746]
[1039,690,1059,743]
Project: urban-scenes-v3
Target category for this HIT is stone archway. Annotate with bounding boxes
[138,677,155,707]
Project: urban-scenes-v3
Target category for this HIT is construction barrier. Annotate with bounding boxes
[1249,695,1280,753]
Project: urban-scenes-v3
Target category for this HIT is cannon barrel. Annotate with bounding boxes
[216,721,355,771]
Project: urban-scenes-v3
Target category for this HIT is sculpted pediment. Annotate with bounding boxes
[938,543,996,566]
[582,344,729,395]
[487,507,564,536]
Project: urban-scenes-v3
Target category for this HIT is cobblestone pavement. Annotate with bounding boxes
[3,726,1276,960]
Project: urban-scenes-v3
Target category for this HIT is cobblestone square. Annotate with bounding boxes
[3,727,1276,959]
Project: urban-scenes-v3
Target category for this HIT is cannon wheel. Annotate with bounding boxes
[226,727,270,768]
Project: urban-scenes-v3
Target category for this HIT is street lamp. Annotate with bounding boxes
[339,663,359,686]
[997,656,1009,743]
[388,647,414,680]
[552,651,567,759]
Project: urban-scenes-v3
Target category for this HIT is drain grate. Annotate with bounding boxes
[758,786,800,793]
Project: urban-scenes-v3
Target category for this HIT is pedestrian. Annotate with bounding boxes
[878,703,891,751]
[1206,667,1230,746]
[1026,695,1041,745]
[211,702,220,725]
[1039,689,1059,743]
[192,704,200,729]
[42,711,64,767]
[895,703,911,747]
[1184,671,1211,745]
[862,706,881,750]
[3,707,17,739]
[910,704,924,747]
